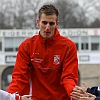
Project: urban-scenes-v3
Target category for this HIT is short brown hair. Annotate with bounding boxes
[38,4,59,20]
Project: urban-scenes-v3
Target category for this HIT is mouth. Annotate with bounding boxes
[45,31,50,34]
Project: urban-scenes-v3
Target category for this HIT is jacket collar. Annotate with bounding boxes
[38,28,60,46]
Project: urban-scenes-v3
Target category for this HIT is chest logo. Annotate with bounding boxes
[53,55,60,65]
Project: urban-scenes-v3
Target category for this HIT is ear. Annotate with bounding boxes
[36,19,40,26]
[56,21,59,28]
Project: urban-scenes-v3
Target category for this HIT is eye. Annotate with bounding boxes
[42,21,47,25]
[49,22,55,26]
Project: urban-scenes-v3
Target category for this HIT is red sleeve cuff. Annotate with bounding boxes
[15,95,22,100]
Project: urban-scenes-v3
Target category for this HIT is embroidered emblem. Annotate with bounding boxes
[53,55,60,65]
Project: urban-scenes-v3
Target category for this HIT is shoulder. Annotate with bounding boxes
[59,35,76,47]
[23,35,38,43]
[20,35,38,46]
[18,35,38,51]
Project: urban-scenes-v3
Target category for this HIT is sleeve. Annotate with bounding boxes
[6,41,31,95]
[95,96,100,100]
[61,42,78,97]
[0,90,15,100]
[87,86,100,96]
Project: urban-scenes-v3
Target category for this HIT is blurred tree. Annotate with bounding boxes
[77,0,100,26]
[0,0,44,29]
[53,0,88,28]
[0,12,13,29]
[14,14,25,29]
[89,18,100,28]
[0,12,5,29]
[1,0,100,29]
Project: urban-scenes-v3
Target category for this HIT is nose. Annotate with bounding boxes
[45,23,50,30]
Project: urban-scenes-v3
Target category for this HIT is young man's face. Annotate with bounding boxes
[36,13,59,39]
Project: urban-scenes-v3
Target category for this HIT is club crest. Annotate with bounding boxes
[53,55,60,65]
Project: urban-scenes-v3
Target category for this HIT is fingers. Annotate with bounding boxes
[71,91,81,100]
[22,95,32,98]
[22,95,32,100]
[73,86,85,93]
[79,93,96,100]
[87,93,96,97]
[82,82,88,88]
[79,97,89,100]
[73,86,82,91]
[71,86,83,100]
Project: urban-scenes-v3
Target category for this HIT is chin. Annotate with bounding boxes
[44,37,50,39]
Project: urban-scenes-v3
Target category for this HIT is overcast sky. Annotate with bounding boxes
[75,0,83,5]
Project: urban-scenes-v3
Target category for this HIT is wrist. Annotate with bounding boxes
[20,96,22,100]
[15,95,22,100]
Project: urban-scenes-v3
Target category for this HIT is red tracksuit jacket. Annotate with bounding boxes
[6,29,78,100]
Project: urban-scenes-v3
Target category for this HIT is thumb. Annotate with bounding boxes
[22,95,32,98]
[82,82,89,91]
[82,82,88,88]
[87,93,96,98]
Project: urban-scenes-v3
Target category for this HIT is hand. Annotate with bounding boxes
[70,82,89,100]
[22,95,32,100]
[71,86,87,100]
[79,93,96,100]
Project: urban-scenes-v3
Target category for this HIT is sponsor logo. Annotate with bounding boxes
[5,55,16,63]
[79,55,90,61]
[31,58,43,63]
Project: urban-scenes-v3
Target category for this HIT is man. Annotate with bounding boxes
[6,4,78,100]
[71,82,100,100]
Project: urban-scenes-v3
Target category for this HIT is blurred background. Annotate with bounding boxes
[0,0,100,90]
[1,0,100,29]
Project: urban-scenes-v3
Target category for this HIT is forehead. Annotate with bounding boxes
[39,13,57,22]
